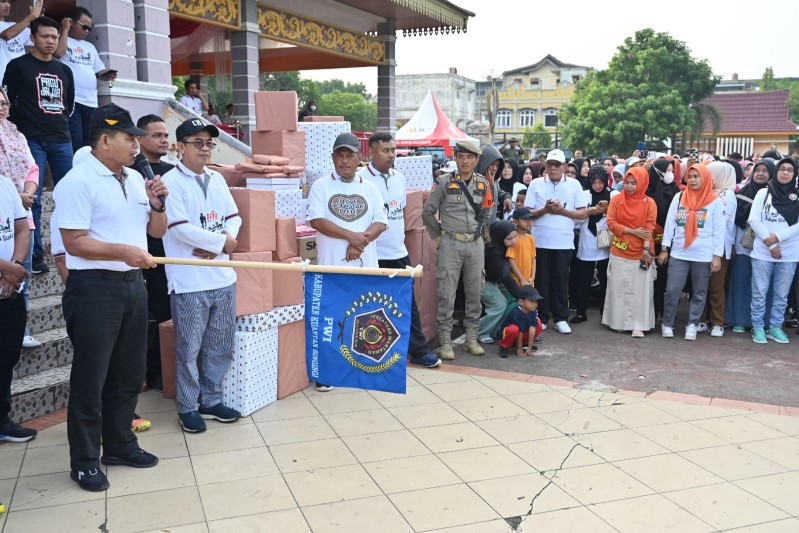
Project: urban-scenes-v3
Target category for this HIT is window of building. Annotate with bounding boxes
[529,78,540,90]
[519,109,535,128]
[496,109,512,129]
[544,109,558,128]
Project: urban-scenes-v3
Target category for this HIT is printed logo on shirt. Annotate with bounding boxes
[384,199,403,221]
[67,45,95,67]
[763,199,787,224]
[199,211,223,233]
[35,73,65,114]
[612,236,629,251]
[0,214,13,242]
[6,36,25,55]
[328,194,367,222]
[676,208,707,228]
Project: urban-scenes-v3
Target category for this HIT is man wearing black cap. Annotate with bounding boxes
[307,131,387,391]
[160,118,242,432]
[55,103,169,491]
[422,140,491,359]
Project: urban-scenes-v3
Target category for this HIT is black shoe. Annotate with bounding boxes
[409,353,442,368]
[784,318,799,328]
[179,411,207,433]
[147,376,164,393]
[570,315,587,324]
[31,256,49,274]
[71,468,109,492]
[0,419,38,442]
[101,447,159,468]
[199,403,241,423]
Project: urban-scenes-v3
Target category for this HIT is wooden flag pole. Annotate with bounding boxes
[152,257,423,278]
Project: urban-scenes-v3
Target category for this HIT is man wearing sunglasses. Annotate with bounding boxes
[160,118,242,433]
[55,7,116,153]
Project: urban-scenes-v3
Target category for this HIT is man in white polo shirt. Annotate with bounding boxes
[161,118,241,433]
[524,149,590,334]
[56,104,168,491]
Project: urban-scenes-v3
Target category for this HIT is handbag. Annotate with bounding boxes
[597,228,612,249]
[740,226,755,250]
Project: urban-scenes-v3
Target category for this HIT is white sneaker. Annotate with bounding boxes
[540,322,547,330]
[695,322,709,333]
[710,326,724,337]
[661,326,674,338]
[22,335,41,349]
[685,324,697,341]
[554,321,572,334]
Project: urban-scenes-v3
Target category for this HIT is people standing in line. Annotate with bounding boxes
[603,167,657,336]
[658,164,725,341]
[131,114,174,392]
[422,140,490,359]
[160,119,242,433]
[358,132,441,368]
[179,80,207,116]
[55,6,116,153]
[747,158,799,344]
[726,159,775,332]
[308,132,387,389]
[56,104,167,491]
[0,175,36,443]
[524,149,589,334]
[4,16,75,276]
[0,0,43,84]
[646,157,681,322]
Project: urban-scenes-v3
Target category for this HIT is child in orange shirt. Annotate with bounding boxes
[506,207,536,286]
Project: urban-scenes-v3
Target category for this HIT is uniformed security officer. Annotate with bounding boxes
[422,140,492,359]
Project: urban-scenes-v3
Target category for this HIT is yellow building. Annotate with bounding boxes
[494,55,593,144]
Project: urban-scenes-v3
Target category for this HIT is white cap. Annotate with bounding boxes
[442,160,458,173]
[546,149,566,164]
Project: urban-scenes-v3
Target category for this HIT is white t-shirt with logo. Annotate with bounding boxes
[0,176,26,262]
[358,164,407,261]
[307,172,388,268]
[0,22,30,85]
[748,188,799,263]
[59,36,105,107]
[524,175,587,250]
[577,189,618,261]
[662,193,725,262]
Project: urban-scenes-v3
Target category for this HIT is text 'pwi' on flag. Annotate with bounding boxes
[304,272,413,394]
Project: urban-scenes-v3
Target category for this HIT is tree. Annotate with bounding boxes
[262,71,321,110]
[523,123,552,151]
[319,91,377,131]
[318,79,369,99]
[561,29,720,155]
[760,67,777,92]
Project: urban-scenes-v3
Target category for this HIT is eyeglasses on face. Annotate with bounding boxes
[182,140,216,149]
[0,101,9,109]
[78,23,93,32]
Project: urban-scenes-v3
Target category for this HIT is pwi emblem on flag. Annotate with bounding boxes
[339,293,403,373]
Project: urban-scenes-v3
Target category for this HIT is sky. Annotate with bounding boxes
[303,0,796,95]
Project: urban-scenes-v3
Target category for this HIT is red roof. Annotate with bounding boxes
[700,89,799,134]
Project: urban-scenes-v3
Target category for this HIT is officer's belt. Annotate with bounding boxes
[441,229,479,242]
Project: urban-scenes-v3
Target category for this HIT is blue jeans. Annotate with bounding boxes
[28,140,73,259]
[69,103,96,154]
[750,258,798,329]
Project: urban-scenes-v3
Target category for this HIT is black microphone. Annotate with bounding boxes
[135,153,166,207]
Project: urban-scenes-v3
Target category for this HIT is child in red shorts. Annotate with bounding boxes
[499,286,543,357]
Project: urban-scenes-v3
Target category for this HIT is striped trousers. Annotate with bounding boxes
[171,283,236,414]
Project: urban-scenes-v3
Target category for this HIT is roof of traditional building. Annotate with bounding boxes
[335,0,474,34]
[503,54,592,76]
[701,89,799,133]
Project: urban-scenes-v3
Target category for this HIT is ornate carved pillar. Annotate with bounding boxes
[376,19,397,134]
[230,0,260,144]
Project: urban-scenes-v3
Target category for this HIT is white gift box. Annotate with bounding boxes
[305,168,333,191]
[394,156,433,191]
[247,177,300,192]
[298,122,351,170]
[222,328,279,416]
[274,189,304,224]
[236,304,306,333]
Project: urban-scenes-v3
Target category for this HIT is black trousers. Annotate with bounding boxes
[63,270,148,470]
[534,248,573,323]
[143,264,171,385]
[654,242,667,319]
[378,256,430,357]
[0,295,27,422]
[573,258,609,317]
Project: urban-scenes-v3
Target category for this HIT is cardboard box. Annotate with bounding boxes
[251,131,306,167]
[395,155,433,191]
[297,122,351,170]
[230,252,273,316]
[274,217,297,260]
[420,229,439,342]
[274,189,304,224]
[404,189,424,231]
[254,91,298,132]
[302,116,344,122]
[159,320,177,399]
[229,188,276,253]
[297,234,317,261]
[272,256,304,307]
[222,328,279,416]
[277,319,309,399]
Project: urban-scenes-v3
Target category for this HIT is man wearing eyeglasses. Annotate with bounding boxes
[160,118,242,433]
[55,7,116,153]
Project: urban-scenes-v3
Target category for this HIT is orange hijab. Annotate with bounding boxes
[680,164,718,249]
[615,167,651,228]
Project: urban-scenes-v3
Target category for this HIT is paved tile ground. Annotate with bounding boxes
[1,366,798,532]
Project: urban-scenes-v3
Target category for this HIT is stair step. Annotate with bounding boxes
[42,190,54,213]
[15,327,72,379]
[28,294,64,334]
[10,365,71,422]
[29,270,64,299]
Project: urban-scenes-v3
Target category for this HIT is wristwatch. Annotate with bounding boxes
[12,259,24,266]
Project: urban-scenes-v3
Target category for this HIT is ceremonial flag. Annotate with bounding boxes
[305,272,413,394]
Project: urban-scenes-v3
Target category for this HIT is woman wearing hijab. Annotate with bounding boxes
[603,167,657,336]
[512,166,533,202]
[571,157,590,190]
[527,161,543,181]
[572,165,616,323]
[611,163,626,191]
[658,164,725,340]
[0,85,40,349]
[478,221,525,345]
[747,157,799,344]
[697,162,737,336]
[498,158,519,200]
[602,157,617,177]
[646,157,681,322]
[726,159,775,331]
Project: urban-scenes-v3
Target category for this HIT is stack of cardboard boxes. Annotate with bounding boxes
[402,190,438,342]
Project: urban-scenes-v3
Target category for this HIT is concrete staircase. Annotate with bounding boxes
[10,191,72,422]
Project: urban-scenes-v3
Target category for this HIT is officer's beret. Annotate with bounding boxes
[454,140,482,157]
